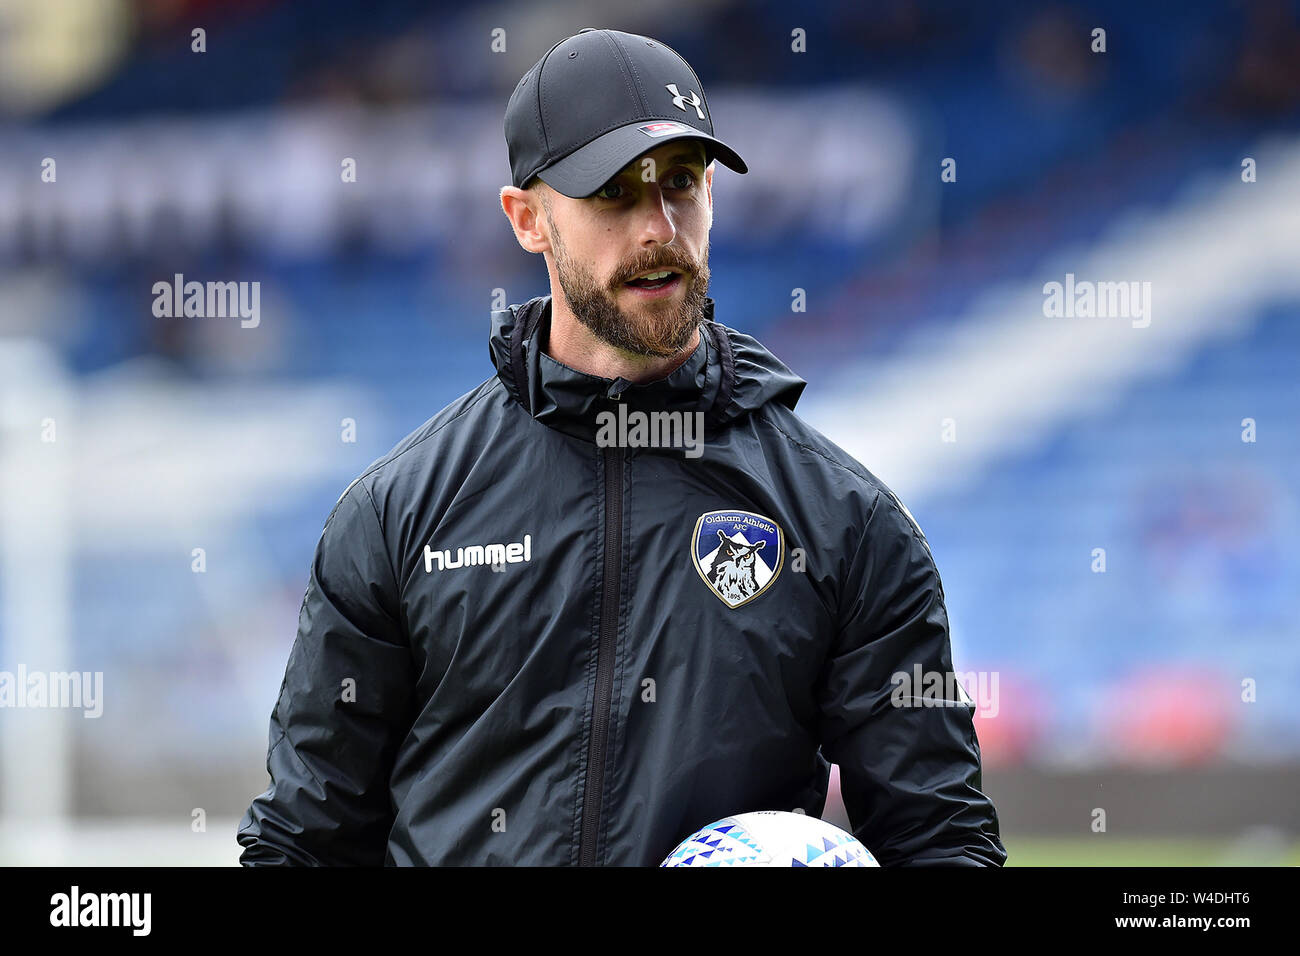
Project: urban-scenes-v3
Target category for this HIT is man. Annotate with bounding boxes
[237,27,1006,867]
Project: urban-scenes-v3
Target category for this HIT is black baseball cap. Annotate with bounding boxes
[505,27,748,198]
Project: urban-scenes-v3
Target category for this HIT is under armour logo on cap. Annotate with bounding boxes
[664,83,706,121]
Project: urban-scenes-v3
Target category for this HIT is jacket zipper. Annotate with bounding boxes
[579,441,624,866]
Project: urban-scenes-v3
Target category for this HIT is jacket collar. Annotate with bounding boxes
[489,295,806,443]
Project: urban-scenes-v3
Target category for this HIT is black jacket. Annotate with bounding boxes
[237,295,1006,866]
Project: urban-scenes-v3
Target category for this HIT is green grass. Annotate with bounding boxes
[5,825,1297,866]
[1004,836,1300,866]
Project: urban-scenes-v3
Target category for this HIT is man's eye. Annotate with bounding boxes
[669,171,696,190]
[595,183,625,200]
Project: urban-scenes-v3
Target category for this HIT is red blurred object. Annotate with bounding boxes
[968,671,1046,769]
[1098,668,1236,766]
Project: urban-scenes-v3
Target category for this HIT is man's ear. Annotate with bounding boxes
[500,185,552,254]
[704,162,714,221]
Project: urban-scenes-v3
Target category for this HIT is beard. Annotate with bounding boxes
[547,212,711,358]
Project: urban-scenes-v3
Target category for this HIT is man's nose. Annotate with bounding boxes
[637,188,676,246]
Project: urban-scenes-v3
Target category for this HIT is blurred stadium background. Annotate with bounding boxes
[1,0,1298,865]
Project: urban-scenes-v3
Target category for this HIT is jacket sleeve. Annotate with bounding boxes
[814,487,1006,867]
[237,478,416,866]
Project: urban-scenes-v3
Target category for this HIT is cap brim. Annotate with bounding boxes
[536,120,747,198]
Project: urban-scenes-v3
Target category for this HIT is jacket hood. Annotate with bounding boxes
[489,295,805,441]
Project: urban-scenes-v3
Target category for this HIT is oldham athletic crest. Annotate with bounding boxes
[691,510,784,608]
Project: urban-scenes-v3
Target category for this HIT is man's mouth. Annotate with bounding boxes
[623,269,683,294]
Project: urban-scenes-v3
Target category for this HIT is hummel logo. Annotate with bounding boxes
[424,534,532,572]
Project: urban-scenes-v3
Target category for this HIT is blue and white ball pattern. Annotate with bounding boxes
[662,810,880,867]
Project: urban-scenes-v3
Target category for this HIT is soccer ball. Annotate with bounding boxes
[661,810,880,867]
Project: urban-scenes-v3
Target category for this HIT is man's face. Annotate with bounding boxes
[539,141,713,358]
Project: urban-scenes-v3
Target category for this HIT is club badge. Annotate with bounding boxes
[691,510,784,608]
